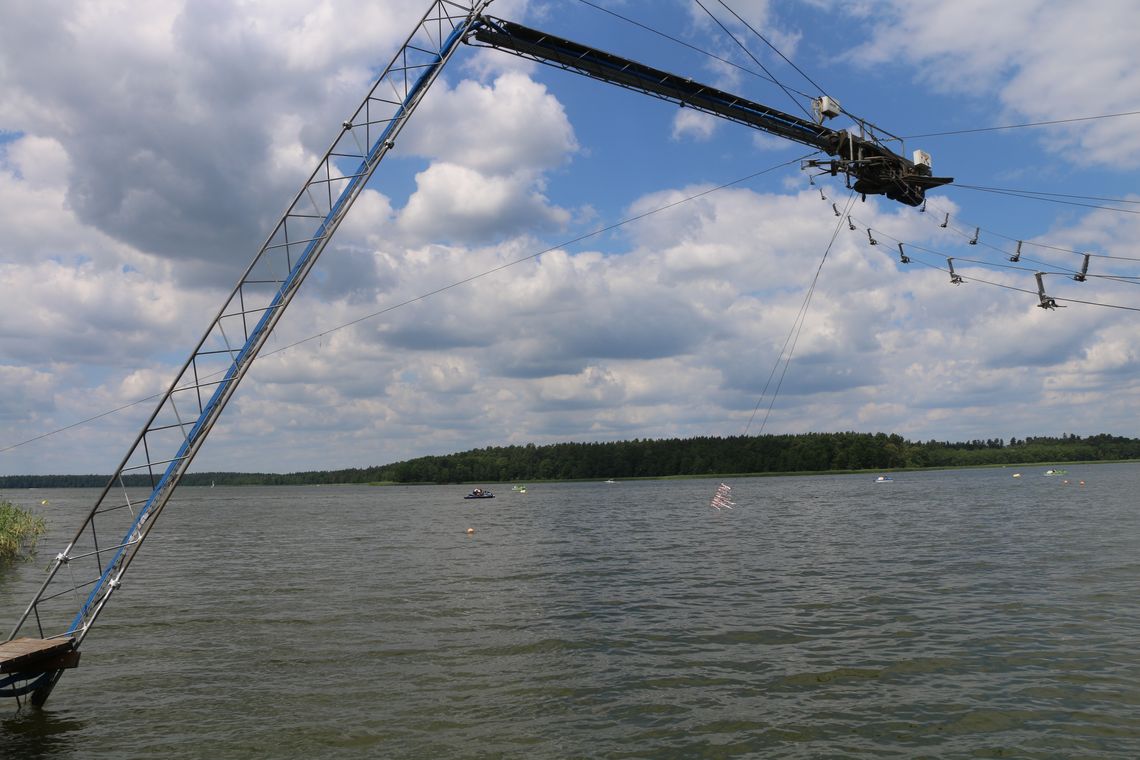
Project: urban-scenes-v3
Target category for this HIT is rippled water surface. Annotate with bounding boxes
[2,465,1139,758]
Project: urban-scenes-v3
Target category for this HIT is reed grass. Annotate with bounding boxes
[0,500,46,563]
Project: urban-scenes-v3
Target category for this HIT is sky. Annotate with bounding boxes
[1,0,1139,476]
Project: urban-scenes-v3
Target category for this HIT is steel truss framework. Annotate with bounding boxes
[5,0,491,706]
[5,0,952,709]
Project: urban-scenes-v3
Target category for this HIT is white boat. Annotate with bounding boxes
[875,475,894,483]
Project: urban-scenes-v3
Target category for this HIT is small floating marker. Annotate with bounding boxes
[1012,473,1021,478]
[1079,480,1085,486]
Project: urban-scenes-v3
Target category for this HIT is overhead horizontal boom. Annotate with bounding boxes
[467,16,951,206]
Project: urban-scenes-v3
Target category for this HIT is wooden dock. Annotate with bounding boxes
[0,638,80,675]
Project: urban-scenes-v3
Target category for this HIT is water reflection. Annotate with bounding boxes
[1,707,86,759]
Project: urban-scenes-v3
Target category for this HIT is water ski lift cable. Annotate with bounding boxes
[573,0,816,102]
[744,190,859,438]
[713,0,834,105]
[901,109,1140,139]
[578,1,1140,144]
[1,154,816,457]
[917,197,1140,280]
[949,184,1140,216]
[843,209,1140,311]
[707,189,857,510]
[693,0,815,121]
[700,0,886,137]
[922,207,1088,276]
[911,189,1140,272]
[899,107,1140,258]
[953,185,1140,207]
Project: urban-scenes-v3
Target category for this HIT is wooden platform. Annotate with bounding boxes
[0,637,80,675]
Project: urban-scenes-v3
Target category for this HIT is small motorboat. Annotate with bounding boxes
[464,488,495,499]
[875,475,894,483]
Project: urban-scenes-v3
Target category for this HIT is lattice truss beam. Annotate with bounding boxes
[7,0,490,687]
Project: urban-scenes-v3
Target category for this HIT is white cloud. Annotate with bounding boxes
[404,72,578,174]
[849,0,1140,167]
[397,162,571,242]
[672,108,718,141]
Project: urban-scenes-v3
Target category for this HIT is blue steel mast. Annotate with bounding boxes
[3,0,492,707]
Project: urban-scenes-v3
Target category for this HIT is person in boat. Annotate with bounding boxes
[472,488,482,496]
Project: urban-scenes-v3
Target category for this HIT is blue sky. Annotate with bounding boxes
[1,0,1138,476]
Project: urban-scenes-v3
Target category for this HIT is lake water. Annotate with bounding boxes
[1,465,1138,758]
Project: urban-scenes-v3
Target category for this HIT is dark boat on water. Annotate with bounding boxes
[464,488,495,499]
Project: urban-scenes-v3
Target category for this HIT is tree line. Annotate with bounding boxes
[1,432,1137,489]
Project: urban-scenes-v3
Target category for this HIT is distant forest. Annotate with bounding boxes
[2,432,1138,489]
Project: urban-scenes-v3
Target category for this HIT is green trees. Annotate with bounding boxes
[350,432,1140,484]
[3,432,1139,488]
